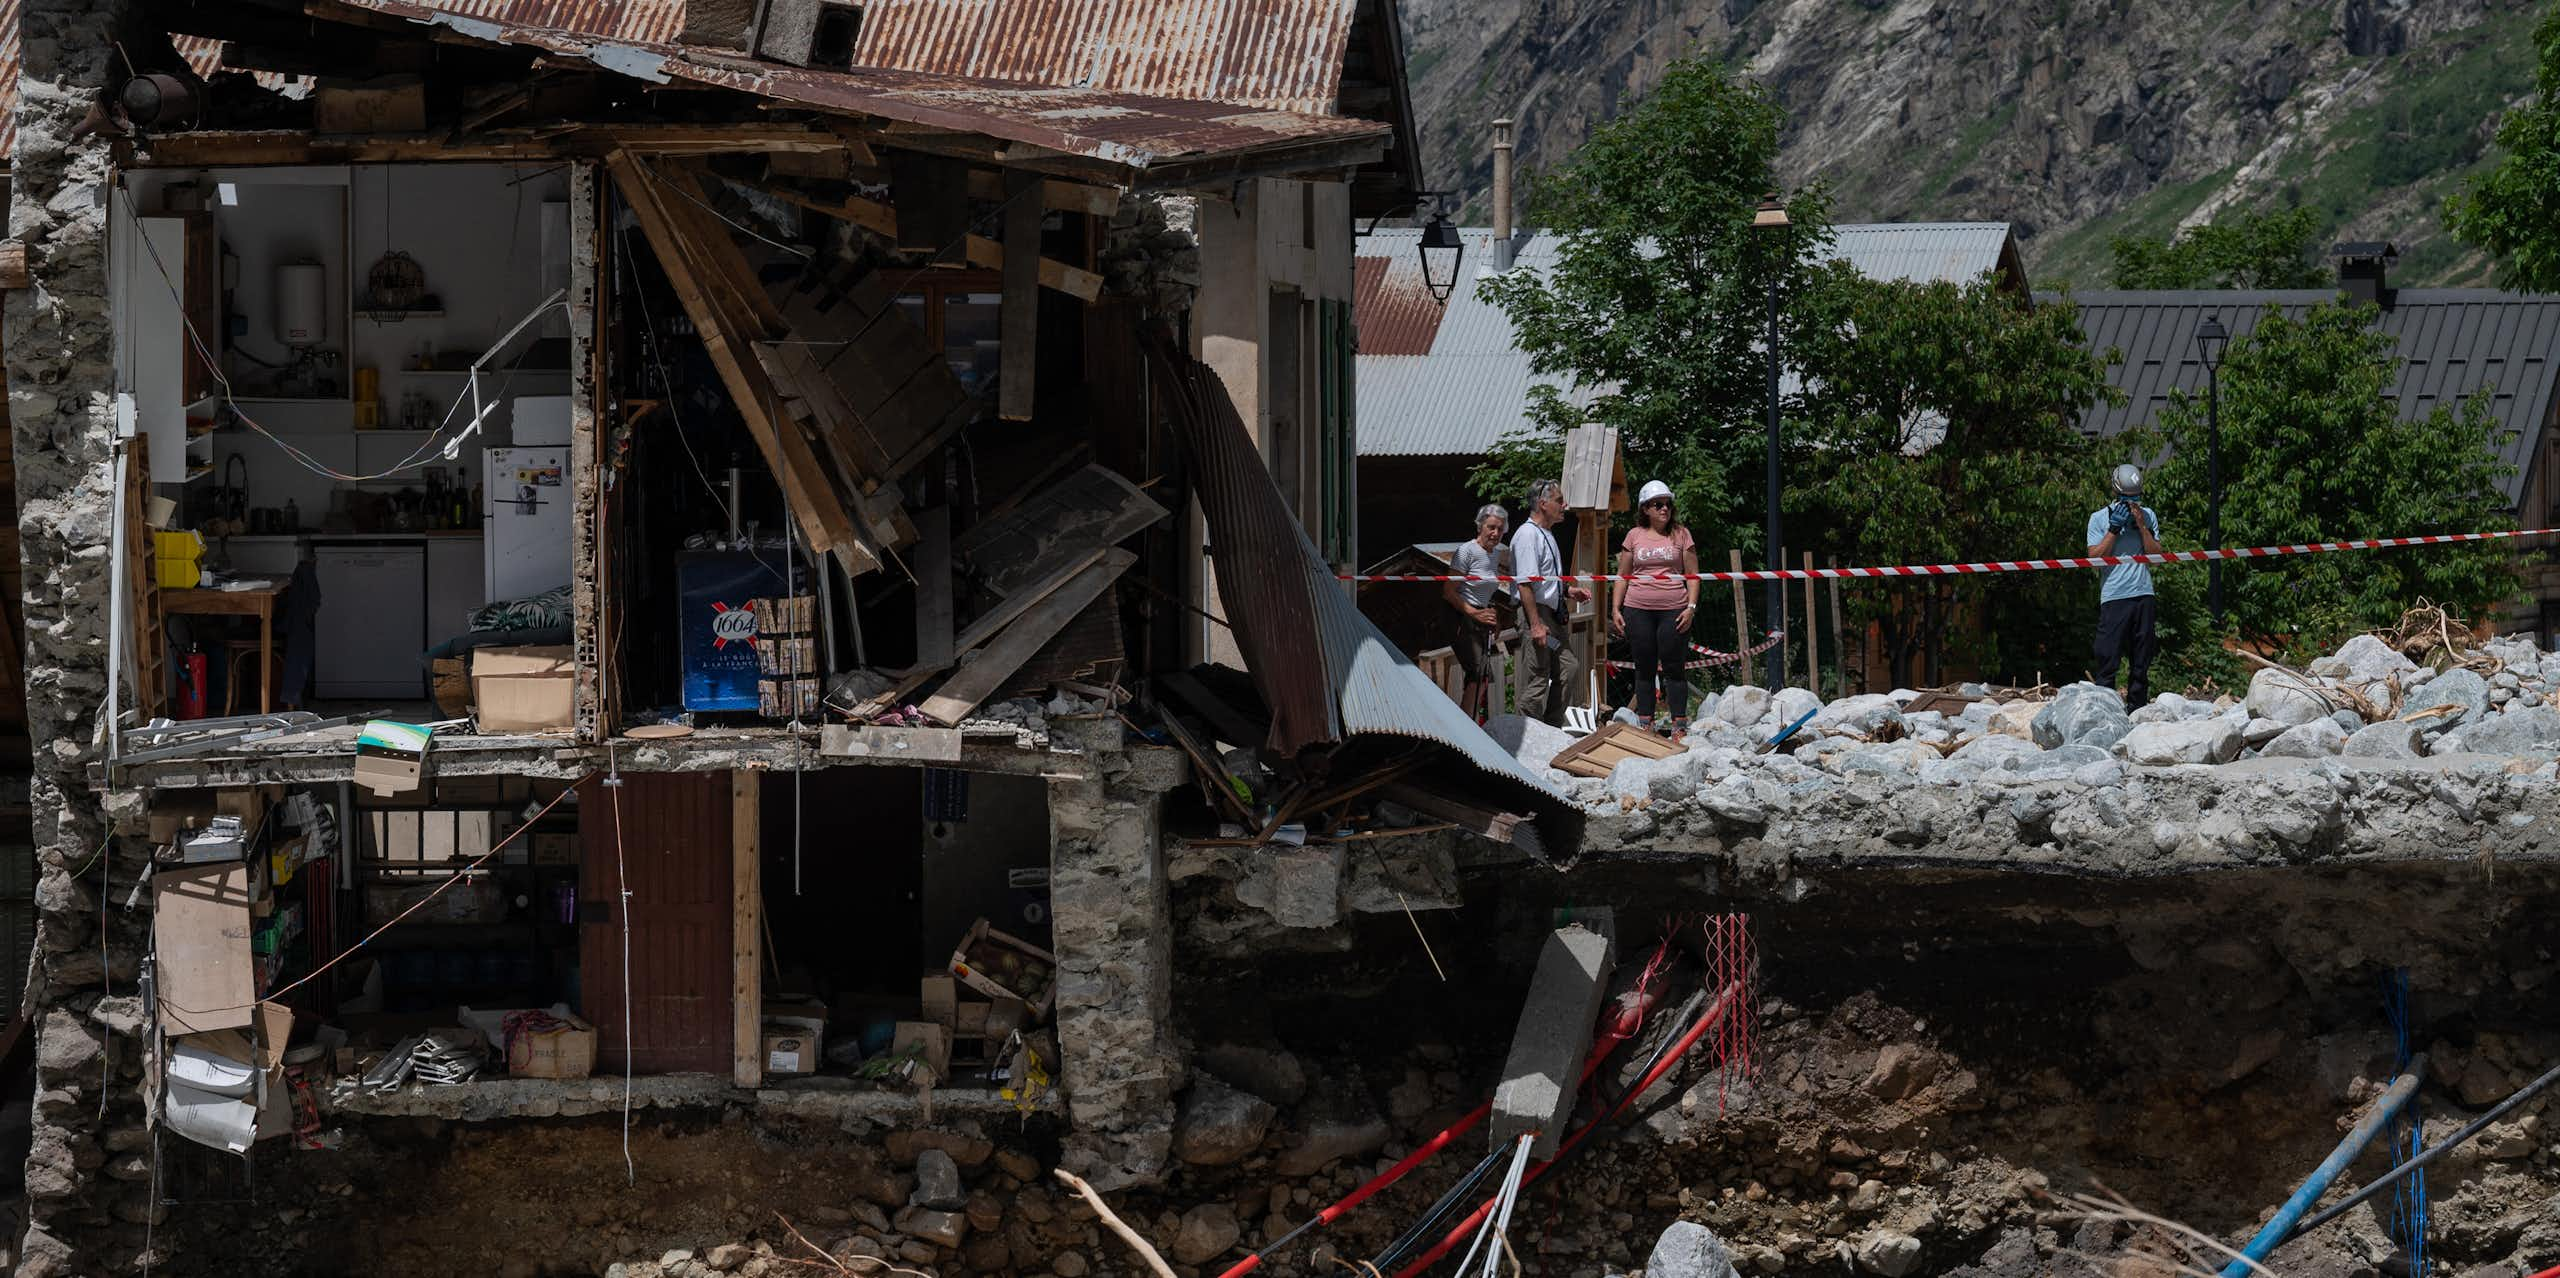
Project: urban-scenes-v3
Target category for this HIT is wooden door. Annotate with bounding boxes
[580,772,733,1074]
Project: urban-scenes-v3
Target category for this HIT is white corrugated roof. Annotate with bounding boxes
[1356,223,2017,457]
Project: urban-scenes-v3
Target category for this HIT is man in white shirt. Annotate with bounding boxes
[1511,478,1589,725]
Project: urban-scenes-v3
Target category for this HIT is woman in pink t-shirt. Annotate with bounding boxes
[1610,480,1699,734]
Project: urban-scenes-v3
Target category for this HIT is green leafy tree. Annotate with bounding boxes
[1472,58,1836,564]
[2144,305,2516,669]
[2107,207,2332,289]
[2446,6,2560,289]
[1786,277,2120,685]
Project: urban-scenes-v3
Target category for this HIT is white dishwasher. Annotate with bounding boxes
[315,543,427,699]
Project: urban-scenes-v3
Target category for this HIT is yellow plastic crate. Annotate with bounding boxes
[152,530,204,588]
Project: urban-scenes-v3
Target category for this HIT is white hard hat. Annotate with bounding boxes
[2112,464,2143,495]
[1637,479,1674,506]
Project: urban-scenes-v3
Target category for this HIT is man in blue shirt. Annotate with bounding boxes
[2085,464,2163,709]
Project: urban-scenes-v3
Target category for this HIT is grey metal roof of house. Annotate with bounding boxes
[1356,223,2019,457]
[2063,289,2560,506]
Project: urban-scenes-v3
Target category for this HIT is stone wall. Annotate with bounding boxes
[1043,715,1187,1190]
[5,0,154,1272]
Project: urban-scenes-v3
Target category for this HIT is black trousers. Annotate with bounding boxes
[2093,594,2159,709]
[1623,606,1691,718]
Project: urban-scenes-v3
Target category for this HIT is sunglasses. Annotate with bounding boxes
[1643,498,1672,509]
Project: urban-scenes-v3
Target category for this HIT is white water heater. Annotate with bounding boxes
[275,260,327,347]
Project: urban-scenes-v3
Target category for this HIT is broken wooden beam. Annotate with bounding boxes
[752,180,1102,300]
[919,551,1135,726]
[605,150,879,578]
[998,168,1042,422]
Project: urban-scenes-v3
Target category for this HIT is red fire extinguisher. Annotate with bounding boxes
[178,647,209,720]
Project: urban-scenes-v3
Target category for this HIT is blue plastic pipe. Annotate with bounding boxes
[2219,1055,2427,1277]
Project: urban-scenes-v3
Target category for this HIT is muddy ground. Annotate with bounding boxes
[146,862,2560,1277]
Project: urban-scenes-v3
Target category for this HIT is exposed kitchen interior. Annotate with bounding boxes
[113,162,577,711]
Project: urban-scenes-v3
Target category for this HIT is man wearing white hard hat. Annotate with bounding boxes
[2085,463,2163,709]
[1611,479,1699,735]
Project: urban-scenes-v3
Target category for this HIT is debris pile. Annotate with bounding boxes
[1501,628,2560,866]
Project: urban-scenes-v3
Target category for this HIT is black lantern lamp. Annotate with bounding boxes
[1418,200,1465,303]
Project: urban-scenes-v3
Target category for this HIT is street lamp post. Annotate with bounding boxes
[2194,313,2229,627]
[1753,196,1790,691]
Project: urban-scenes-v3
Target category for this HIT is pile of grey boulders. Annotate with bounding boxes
[1503,631,2560,812]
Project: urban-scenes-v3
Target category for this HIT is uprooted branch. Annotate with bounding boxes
[2046,1186,2276,1278]
[1053,1168,1179,1278]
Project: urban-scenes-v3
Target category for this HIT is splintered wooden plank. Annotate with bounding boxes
[607,150,877,577]
[955,465,1169,598]
[999,168,1042,422]
[961,236,1104,302]
[964,170,1121,216]
[915,505,954,670]
[919,551,1133,726]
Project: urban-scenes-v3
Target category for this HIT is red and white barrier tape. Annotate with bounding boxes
[1348,526,2560,585]
[1602,632,1785,671]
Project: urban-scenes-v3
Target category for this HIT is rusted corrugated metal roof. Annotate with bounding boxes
[1146,333,1576,847]
[391,0,684,42]
[850,0,1360,116]
[320,0,1390,181]
[0,0,18,162]
[1351,254,1442,356]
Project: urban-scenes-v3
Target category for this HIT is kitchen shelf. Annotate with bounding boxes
[356,309,446,321]
[232,396,353,407]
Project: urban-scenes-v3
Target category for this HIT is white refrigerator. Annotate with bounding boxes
[483,446,572,605]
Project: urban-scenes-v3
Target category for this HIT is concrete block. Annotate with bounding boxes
[1490,912,1616,1159]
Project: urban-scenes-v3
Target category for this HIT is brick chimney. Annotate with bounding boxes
[2335,241,2398,309]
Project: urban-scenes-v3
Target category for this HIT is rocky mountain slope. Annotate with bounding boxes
[1401,0,2544,287]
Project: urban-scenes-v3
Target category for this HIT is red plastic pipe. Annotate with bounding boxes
[1212,1008,1644,1278]
[1389,982,1743,1278]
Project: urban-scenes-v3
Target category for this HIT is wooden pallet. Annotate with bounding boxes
[1550,719,1684,779]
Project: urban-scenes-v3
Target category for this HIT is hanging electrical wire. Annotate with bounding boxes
[114,173,556,484]
[2386,968,2428,1278]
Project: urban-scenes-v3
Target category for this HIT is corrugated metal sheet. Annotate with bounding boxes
[0,0,18,162]
[851,0,1361,116]
[1830,222,2016,285]
[1355,229,1596,457]
[326,0,1390,179]
[1149,335,1575,844]
[400,0,684,42]
[2065,289,2560,505]
[1355,223,2017,458]
[581,772,734,1074]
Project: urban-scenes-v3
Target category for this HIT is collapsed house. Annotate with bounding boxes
[0,0,1602,1269]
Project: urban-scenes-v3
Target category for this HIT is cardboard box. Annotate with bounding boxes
[763,998,828,1043]
[531,833,577,866]
[919,975,958,1029]
[472,646,576,733]
[762,1031,816,1076]
[892,1021,952,1079]
[506,1013,596,1079]
[313,74,427,133]
[150,792,220,846]
[154,863,254,1036]
[948,919,1058,1020]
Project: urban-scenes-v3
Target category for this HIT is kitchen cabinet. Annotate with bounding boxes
[426,534,485,643]
[112,195,221,484]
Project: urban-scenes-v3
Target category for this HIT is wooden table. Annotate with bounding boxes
[160,581,287,713]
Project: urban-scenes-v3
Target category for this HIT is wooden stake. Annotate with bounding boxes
[731,771,762,1089]
[1828,555,1847,698]
[1055,1169,1179,1278]
[1727,548,1750,686]
[1804,551,1819,695]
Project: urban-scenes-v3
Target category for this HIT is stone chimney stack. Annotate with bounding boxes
[1491,117,1515,272]
[2335,241,2398,309]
